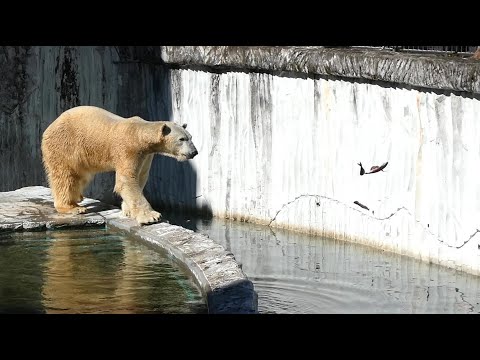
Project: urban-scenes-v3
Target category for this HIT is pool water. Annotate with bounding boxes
[0,228,207,314]
[164,213,480,314]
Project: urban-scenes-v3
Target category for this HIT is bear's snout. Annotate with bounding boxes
[186,149,198,159]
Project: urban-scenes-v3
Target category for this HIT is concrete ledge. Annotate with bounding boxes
[161,46,480,95]
[0,186,258,314]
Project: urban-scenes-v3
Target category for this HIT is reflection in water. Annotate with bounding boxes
[0,228,206,314]
[162,213,480,314]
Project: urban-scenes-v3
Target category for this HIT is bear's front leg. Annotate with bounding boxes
[115,171,161,225]
[121,201,132,217]
[121,153,155,220]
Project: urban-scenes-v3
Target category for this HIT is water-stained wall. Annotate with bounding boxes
[165,58,480,276]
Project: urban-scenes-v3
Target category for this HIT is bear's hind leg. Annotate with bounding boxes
[49,169,87,214]
[76,173,94,203]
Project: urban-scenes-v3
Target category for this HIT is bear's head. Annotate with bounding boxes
[155,122,198,162]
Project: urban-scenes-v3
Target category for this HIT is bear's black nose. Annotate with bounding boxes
[192,150,198,157]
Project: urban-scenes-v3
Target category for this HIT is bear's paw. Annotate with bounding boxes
[136,209,161,225]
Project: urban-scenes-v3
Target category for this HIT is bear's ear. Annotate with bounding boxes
[182,123,187,129]
[161,123,171,136]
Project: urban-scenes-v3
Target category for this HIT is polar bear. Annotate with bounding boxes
[41,106,198,225]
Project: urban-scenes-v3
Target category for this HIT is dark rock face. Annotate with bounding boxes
[55,46,80,110]
[0,46,34,116]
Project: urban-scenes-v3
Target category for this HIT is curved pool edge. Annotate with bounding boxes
[0,186,258,314]
[106,219,258,314]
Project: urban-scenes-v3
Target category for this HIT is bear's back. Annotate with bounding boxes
[46,106,133,143]
[44,106,132,152]
[42,106,137,172]
[62,106,127,125]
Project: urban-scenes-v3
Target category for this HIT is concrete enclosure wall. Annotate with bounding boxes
[160,47,480,275]
[1,46,480,275]
[168,67,480,275]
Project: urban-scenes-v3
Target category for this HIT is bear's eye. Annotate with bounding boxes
[179,137,187,142]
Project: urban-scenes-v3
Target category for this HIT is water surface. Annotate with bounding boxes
[0,228,206,314]
[165,213,480,314]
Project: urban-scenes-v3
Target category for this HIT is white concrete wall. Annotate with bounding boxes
[169,68,480,275]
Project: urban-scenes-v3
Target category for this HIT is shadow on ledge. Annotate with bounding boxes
[146,154,213,232]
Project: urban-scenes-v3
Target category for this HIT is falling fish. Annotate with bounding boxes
[357,161,388,175]
[367,162,388,174]
[353,201,369,211]
[357,162,365,176]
